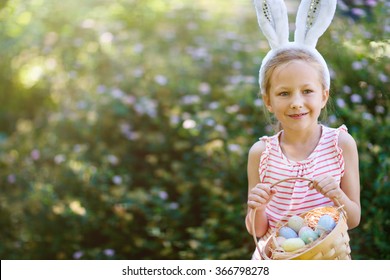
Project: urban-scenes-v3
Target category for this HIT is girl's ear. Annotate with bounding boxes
[263,94,273,113]
[321,89,329,109]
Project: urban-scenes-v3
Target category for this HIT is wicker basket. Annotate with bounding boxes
[251,177,351,260]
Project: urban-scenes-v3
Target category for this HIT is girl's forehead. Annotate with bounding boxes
[274,59,317,71]
[272,60,320,78]
[270,60,322,88]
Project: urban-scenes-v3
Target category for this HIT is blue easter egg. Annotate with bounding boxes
[278,226,298,239]
[316,214,336,235]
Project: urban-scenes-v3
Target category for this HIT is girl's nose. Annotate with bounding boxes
[290,103,303,109]
[290,97,304,109]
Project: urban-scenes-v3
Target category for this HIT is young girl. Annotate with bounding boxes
[246,0,361,260]
[245,48,361,259]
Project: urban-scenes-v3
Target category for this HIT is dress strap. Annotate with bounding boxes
[334,124,348,177]
[259,135,272,147]
[334,124,348,145]
[258,136,274,183]
[337,124,348,134]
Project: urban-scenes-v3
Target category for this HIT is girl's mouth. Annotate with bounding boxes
[289,112,308,119]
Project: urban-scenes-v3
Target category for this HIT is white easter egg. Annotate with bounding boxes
[288,215,305,233]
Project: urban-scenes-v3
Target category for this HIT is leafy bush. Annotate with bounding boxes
[0,0,389,259]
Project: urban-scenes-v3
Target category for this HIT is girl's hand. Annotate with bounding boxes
[247,183,276,210]
[311,175,343,202]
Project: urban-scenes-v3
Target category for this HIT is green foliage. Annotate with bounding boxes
[0,0,389,259]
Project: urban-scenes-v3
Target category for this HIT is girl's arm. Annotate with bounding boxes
[338,130,361,229]
[245,141,271,237]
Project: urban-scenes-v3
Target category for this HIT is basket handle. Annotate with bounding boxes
[250,177,346,258]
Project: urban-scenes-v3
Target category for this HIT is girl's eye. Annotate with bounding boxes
[303,89,313,94]
[278,92,289,96]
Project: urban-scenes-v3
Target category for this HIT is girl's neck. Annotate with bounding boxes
[279,124,322,161]
[280,123,322,145]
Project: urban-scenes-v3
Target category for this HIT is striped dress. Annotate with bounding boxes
[252,124,347,260]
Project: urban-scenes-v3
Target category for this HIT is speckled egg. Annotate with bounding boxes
[281,238,306,252]
[278,226,298,239]
[287,215,305,233]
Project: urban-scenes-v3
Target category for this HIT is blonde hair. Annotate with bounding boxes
[260,49,330,132]
[261,48,327,96]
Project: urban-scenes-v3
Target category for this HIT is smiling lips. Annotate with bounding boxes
[288,112,309,119]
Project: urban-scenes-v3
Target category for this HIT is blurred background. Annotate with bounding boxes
[0,0,389,260]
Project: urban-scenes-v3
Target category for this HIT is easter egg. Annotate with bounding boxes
[298,226,312,235]
[281,238,306,252]
[298,226,319,244]
[316,214,336,235]
[278,226,298,239]
[287,215,305,233]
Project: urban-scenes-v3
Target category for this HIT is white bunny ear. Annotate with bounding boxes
[294,0,337,47]
[253,0,289,49]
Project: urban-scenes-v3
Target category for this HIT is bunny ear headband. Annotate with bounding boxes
[254,0,337,94]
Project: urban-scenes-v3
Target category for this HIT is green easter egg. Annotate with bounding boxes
[299,227,319,244]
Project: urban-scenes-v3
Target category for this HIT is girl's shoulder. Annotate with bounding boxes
[337,127,358,152]
[323,124,357,153]
[322,124,347,134]
[248,131,280,160]
[258,131,281,145]
[248,139,267,158]
[247,140,266,167]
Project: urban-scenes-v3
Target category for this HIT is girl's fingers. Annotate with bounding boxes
[323,188,342,200]
[249,185,270,198]
[250,187,267,196]
[248,201,264,209]
[254,183,272,193]
[248,197,267,209]
[247,184,276,209]
[308,177,342,201]
[312,176,335,194]
[248,193,267,204]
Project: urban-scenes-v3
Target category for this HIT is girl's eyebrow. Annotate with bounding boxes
[301,83,316,87]
[274,83,316,91]
[273,85,290,91]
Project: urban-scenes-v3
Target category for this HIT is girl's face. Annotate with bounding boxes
[264,60,329,132]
